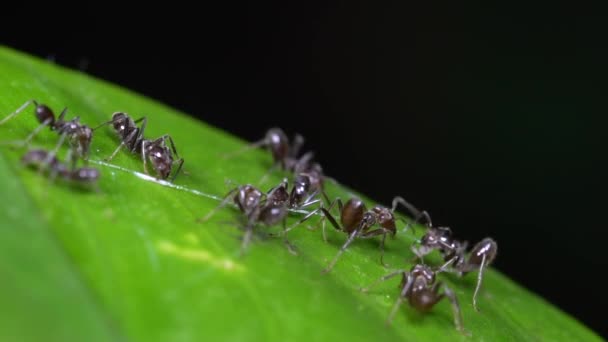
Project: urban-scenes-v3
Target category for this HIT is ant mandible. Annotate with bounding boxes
[1,100,93,168]
[94,112,184,181]
[360,264,467,334]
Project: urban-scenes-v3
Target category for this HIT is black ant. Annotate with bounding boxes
[22,149,100,185]
[225,127,306,171]
[407,207,498,311]
[266,174,330,210]
[0,100,93,168]
[286,196,413,272]
[198,183,301,255]
[94,112,184,181]
[360,264,466,334]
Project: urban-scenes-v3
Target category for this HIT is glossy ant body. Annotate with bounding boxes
[285,196,413,272]
[94,112,184,181]
[360,264,466,334]
[22,149,100,185]
[408,208,498,311]
[0,100,93,168]
[226,128,307,171]
[199,183,305,254]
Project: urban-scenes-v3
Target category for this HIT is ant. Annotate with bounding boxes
[225,127,306,171]
[265,176,322,209]
[198,183,302,255]
[286,196,413,273]
[408,208,498,311]
[360,264,466,334]
[22,149,100,185]
[94,112,184,181]
[0,100,93,168]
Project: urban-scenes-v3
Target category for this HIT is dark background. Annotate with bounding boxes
[4,4,607,338]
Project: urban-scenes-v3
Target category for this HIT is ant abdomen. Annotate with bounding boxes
[465,238,497,271]
[341,198,366,232]
[35,103,55,125]
[266,127,289,163]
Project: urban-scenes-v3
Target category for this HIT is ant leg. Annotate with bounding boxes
[281,219,298,256]
[436,256,458,273]
[141,140,150,174]
[222,139,267,160]
[196,187,239,223]
[157,134,185,181]
[41,133,68,176]
[443,284,468,335]
[18,121,52,147]
[0,99,36,125]
[56,107,68,122]
[318,198,342,242]
[239,224,254,256]
[391,196,420,216]
[105,140,128,162]
[290,134,305,158]
[386,273,413,325]
[170,158,185,182]
[291,152,314,174]
[133,116,148,132]
[300,197,321,209]
[472,253,487,312]
[320,188,332,206]
[282,206,324,234]
[360,228,391,266]
[380,232,388,267]
[283,197,339,235]
[92,114,120,131]
[360,269,406,293]
[258,163,279,185]
[159,134,180,158]
[395,216,416,235]
[322,228,360,273]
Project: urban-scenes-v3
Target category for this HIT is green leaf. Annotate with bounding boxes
[0,46,600,342]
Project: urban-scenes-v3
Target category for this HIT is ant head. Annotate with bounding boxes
[268,182,289,206]
[468,238,498,267]
[236,185,263,213]
[147,145,173,179]
[290,174,311,202]
[371,206,396,233]
[421,226,453,247]
[111,112,130,134]
[301,163,324,191]
[35,104,55,126]
[266,128,289,162]
[411,264,435,284]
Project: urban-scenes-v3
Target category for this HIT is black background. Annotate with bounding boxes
[4,3,607,338]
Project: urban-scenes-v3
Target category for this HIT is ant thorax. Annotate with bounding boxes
[146,143,173,179]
